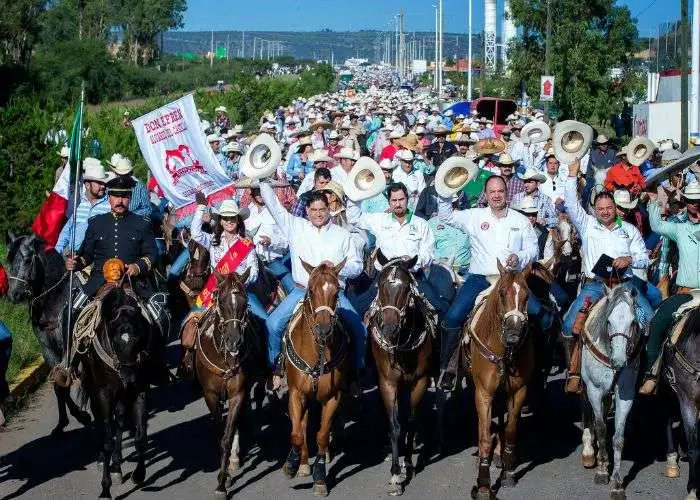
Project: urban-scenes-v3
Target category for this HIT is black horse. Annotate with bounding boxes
[78,286,153,499]
[5,232,91,434]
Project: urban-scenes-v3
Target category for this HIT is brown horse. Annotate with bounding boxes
[464,260,535,499]
[282,259,347,497]
[368,252,434,496]
[194,270,267,498]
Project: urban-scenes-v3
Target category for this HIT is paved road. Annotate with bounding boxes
[0,363,691,500]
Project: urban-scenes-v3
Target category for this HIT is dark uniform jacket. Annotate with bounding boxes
[425,141,458,168]
[77,211,158,298]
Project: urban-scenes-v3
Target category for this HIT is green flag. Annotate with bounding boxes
[67,97,84,194]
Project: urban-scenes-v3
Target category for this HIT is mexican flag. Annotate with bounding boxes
[31,97,84,250]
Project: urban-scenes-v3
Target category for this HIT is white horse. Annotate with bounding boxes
[581,285,642,500]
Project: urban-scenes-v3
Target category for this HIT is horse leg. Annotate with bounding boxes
[405,376,428,483]
[493,409,504,469]
[228,428,241,475]
[109,401,125,485]
[215,392,243,497]
[588,385,610,485]
[98,392,115,499]
[298,400,312,477]
[435,386,448,454]
[610,373,636,500]
[581,391,596,468]
[473,382,494,500]
[313,393,341,497]
[679,392,699,499]
[51,383,70,435]
[665,391,680,478]
[378,376,403,495]
[131,391,147,485]
[64,384,93,427]
[283,388,306,479]
[500,384,527,487]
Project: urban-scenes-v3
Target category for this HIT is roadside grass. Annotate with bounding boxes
[0,241,42,385]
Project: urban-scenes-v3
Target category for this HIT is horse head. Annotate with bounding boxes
[495,259,531,359]
[375,249,418,342]
[184,239,211,291]
[212,269,250,357]
[100,287,150,380]
[602,285,639,370]
[6,232,45,303]
[300,258,346,346]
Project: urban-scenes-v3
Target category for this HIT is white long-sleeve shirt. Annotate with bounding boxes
[438,197,538,276]
[563,177,648,279]
[260,182,362,288]
[190,205,258,284]
[347,200,434,272]
[246,203,289,263]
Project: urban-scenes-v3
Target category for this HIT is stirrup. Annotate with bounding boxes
[638,376,658,396]
[565,374,583,394]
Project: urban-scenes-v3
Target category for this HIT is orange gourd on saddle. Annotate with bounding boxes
[103,258,125,283]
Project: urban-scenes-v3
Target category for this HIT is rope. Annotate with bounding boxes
[73,301,102,355]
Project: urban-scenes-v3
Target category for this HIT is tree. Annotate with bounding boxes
[0,0,45,67]
[507,0,639,121]
[118,0,186,65]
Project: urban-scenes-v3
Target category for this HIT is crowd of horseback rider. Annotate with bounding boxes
[5,87,700,498]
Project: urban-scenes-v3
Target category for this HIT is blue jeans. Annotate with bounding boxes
[444,274,491,329]
[632,275,662,309]
[168,248,190,279]
[266,287,367,370]
[562,279,654,338]
[266,255,295,294]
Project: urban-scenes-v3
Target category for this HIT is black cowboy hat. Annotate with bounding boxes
[106,174,135,196]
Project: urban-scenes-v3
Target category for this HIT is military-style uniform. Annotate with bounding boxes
[76,211,158,297]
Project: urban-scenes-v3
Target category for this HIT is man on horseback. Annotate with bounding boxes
[561,159,653,393]
[640,180,700,394]
[436,175,541,391]
[258,181,366,391]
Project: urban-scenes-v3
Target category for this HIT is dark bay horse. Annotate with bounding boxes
[664,305,700,500]
[5,232,91,434]
[282,259,347,497]
[464,261,535,499]
[194,270,267,498]
[78,285,152,499]
[368,252,433,496]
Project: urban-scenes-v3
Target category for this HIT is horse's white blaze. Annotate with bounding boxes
[322,281,332,294]
[608,300,635,368]
[120,333,130,342]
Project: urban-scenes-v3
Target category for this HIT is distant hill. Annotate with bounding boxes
[163,30,486,64]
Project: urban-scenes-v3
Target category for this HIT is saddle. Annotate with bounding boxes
[462,276,500,346]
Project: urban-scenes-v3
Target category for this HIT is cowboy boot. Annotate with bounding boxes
[565,337,583,394]
[438,323,462,391]
[639,347,664,396]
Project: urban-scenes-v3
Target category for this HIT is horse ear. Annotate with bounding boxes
[5,231,16,246]
[405,255,418,270]
[497,258,506,276]
[376,249,388,267]
[239,267,251,284]
[332,258,347,276]
[300,258,315,276]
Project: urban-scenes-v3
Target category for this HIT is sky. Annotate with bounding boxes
[182,1,681,37]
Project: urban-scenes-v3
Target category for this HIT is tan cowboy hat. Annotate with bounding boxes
[475,138,506,156]
[215,106,228,114]
[240,134,281,180]
[553,120,594,164]
[496,153,516,166]
[434,126,450,136]
[435,156,478,198]
[613,189,638,209]
[512,195,539,214]
[626,137,656,166]
[82,158,108,182]
[311,120,332,129]
[310,149,333,163]
[520,120,552,145]
[682,180,700,200]
[517,167,547,183]
[218,199,249,219]
[320,180,345,201]
[344,156,387,202]
[297,136,313,149]
[396,134,422,152]
[596,134,609,144]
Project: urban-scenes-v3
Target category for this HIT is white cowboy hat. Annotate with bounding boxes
[344,157,387,202]
[553,120,594,164]
[626,137,656,166]
[395,149,414,162]
[682,180,700,200]
[338,147,358,161]
[59,146,70,158]
[520,120,552,145]
[596,134,609,144]
[328,130,340,140]
[240,134,282,180]
[215,106,228,113]
[218,199,249,219]
[379,158,394,171]
[435,156,478,198]
[82,158,108,182]
[512,195,539,214]
[207,134,222,143]
[496,153,516,165]
[108,155,133,175]
[389,129,404,139]
[310,149,333,163]
[657,138,675,152]
[613,189,638,209]
[222,143,242,154]
[517,167,547,183]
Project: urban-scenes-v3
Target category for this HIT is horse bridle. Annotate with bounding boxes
[9,253,37,297]
[214,287,249,357]
[609,321,640,359]
[305,295,339,347]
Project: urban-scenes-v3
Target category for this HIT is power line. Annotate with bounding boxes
[634,0,659,19]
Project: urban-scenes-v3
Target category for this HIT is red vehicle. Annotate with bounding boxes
[471,97,517,136]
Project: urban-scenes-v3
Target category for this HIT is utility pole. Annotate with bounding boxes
[468,0,473,100]
[438,0,444,98]
[681,0,689,150]
[692,0,699,143]
[544,0,552,116]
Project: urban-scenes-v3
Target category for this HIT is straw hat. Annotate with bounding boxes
[379,159,394,171]
[338,147,359,161]
[434,156,478,198]
[107,155,134,175]
[207,134,221,143]
[222,143,242,154]
[596,134,609,144]
[511,195,539,214]
[626,137,656,166]
[310,150,333,163]
[496,153,516,166]
[613,189,638,209]
[389,129,404,139]
[297,136,313,149]
[396,134,422,152]
[434,126,450,136]
[553,120,594,164]
[475,138,506,156]
[661,148,682,165]
[215,106,228,113]
[320,180,345,201]
[218,199,249,219]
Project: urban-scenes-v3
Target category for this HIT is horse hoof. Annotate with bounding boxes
[610,488,626,500]
[77,411,92,427]
[313,482,329,497]
[685,489,697,500]
[581,453,596,469]
[98,493,112,499]
[283,462,299,479]
[471,486,492,500]
[297,464,311,477]
[500,471,516,488]
[594,472,610,485]
[132,466,146,485]
[227,460,240,475]
[50,423,68,437]
[213,489,227,500]
[665,464,680,479]
[492,453,502,469]
[386,481,404,496]
[110,471,123,484]
[325,451,332,464]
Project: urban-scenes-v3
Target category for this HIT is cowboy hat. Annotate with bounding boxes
[311,120,332,129]
[82,157,108,182]
[108,155,134,175]
[475,138,506,156]
[207,134,222,143]
[344,157,387,202]
[240,134,281,180]
[215,106,228,113]
[626,137,656,166]
[596,134,609,144]
[657,138,675,152]
[320,180,345,201]
[379,159,394,171]
[338,147,358,161]
[435,156,479,198]
[613,189,638,209]
[512,195,539,214]
[553,120,594,164]
[218,199,249,219]
[682,180,700,200]
[222,143,242,154]
[59,146,70,158]
[328,130,340,140]
[661,148,682,165]
[517,167,547,183]
[389,129,404,139]
[496,153,516,166]
[615,147,628,158]
[434,126,450,136]
[310,149,333,163]
[396,134,422,152]
[297,136,313,148]
[395,149,414,162]
[520,120,552,145]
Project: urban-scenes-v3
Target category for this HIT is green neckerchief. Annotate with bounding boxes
[392,208,413,225]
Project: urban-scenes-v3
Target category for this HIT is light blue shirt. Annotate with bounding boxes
[511,190,559,228]
[286,153,313,180]
[360,192,389,214]
[128,178,151,218]
[55,194,110,254]
[428,216,470,267]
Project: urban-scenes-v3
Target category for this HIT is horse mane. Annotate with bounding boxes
[587,286,634,353]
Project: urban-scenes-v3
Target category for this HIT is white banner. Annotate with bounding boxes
[132,94,233,211]
[540,75,555,102]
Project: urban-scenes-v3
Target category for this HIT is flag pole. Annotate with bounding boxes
[62,80,85,368]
